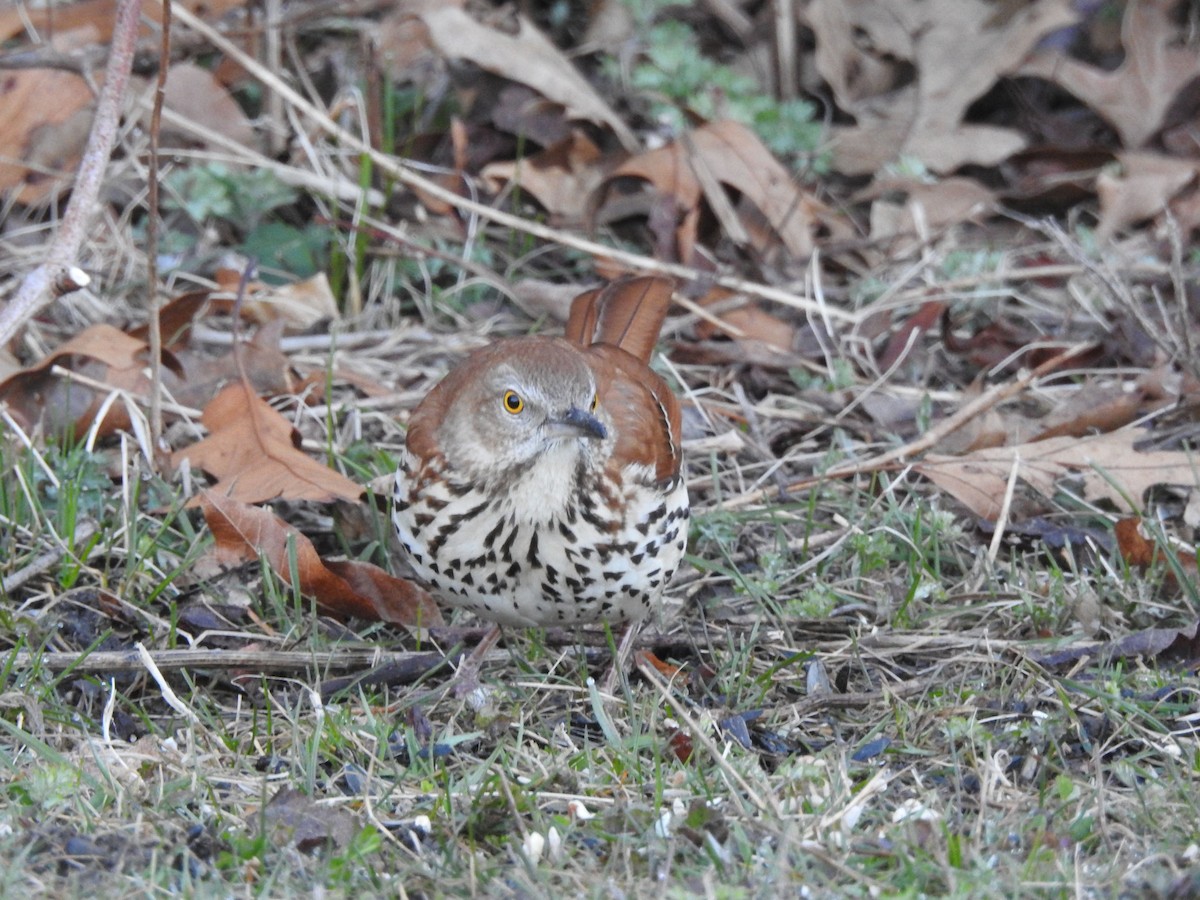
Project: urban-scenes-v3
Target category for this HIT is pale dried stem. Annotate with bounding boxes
[145,0,172,453]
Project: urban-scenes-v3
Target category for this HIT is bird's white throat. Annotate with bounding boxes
[506,439,592,525]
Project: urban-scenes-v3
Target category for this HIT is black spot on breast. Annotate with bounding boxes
[526,531,540,567]
[483,516,505,549]
[558,522,576,542]
[499,527,520,562]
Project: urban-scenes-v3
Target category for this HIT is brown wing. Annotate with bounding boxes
[565,276,674,363]
[586,343,682,483]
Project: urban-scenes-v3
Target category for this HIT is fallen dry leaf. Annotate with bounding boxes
[917,428,1200,520]
[213,270,340,331]
[1113,516,1198,594]
[377,0,635,149]
[154,62,261,152]
[806,0,1077,175]
[1021,0,1200,149]
[1033,618,1200,669]
[0,0,250,202]
[0,0,245,44]
[600,120,827,262]
[200,490,443,626]
[0,324,154,437]
[0,64,95,203]
[863,177,997,247]
[260,786,361,853]
[481,131,605,223]
[693,287,797,356]
[1094,152,1198,241]
[1029,381,1151,442]
[174,382,363,504]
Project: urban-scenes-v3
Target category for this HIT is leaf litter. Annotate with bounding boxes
[1,0,1200,893]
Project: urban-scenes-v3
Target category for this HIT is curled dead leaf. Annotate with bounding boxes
[0,324,153,438]
[598,121,828,262]
[200,490,443,627]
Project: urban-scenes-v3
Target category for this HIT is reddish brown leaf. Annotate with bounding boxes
[1030,385,1146,442]
[693,287,797,355]
[129,291,214,349]
[200,490,443,627]
[876,300,946,372]
[667,730,694,764]
[174,382,363,504]
[1114,517,1198,593]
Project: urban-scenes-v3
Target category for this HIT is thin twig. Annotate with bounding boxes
[4,647,438,673]
[145,0,171,454]
[0,0,142,346]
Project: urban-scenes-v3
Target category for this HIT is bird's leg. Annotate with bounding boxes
[450,624,503,698]
[601,621,641,697]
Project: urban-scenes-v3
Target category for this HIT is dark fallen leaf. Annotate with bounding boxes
[1032,619,1200,669]
[877,300,946,372]
[667,730,694,763]
[717,712,754,749]
[261,787,360,853]
[976,517,1113,554]
[851,736,892,762]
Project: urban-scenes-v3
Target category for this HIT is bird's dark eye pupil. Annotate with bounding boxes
[504,390,523,412]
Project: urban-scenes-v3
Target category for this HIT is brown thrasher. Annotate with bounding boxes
[393,276,688,669]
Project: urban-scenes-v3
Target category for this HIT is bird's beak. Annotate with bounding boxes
[544,405,607,441]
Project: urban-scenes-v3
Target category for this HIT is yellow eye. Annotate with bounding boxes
[503,390,524,414]
[590,392,599,412]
